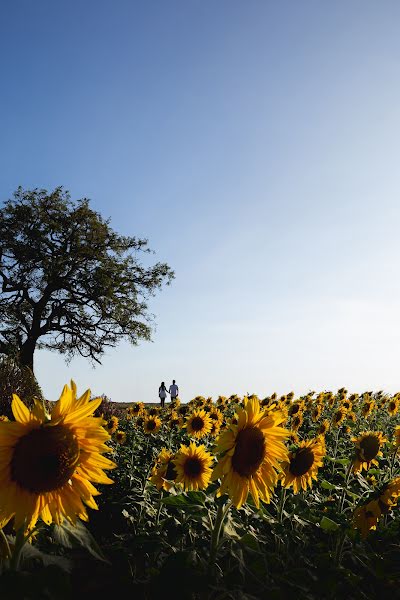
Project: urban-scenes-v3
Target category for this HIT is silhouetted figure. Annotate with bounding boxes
[158,381,168,408]
[169,379,179,402]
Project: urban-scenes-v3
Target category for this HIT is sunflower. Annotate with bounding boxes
[361,400,375,418]
[135,416,145,428]
[379,477,400,511]
[347,411,357,423]
[353,500,380,538]
[105,416,119,435]
[280,437,325,494]
[209,421,221,437]
[0,382,115,531]
[317,419,330,436]
[291,412,303,431]
[185,409,212,439]
[332,407,346,428]
[169,411,183,429]
[169,397,181,410]
[115,430,127,444]
[288,401,303,417]
[352,431,386,473]
[228,412,239,429]
[131,402,144,416]
[148,407,160,417]
[311,405,322,423]
[341,399,353,411]
[144,416,162,434]
[173,442,214,491]
[209,407,224,426]
[150,448,177,491]
[212,398,289,509]
[387,399,398,416]
[394,426,400,448]
[177,404,189,417]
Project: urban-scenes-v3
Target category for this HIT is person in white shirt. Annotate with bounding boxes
[169,380,179,402]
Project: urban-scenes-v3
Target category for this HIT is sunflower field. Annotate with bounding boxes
[1,385,400,599]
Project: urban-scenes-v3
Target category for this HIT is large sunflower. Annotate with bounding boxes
[352,431,386,473]
[173,442,214,491]
[212,397,289,509]
[280,437,325,494]
[185,409,212,439]
[0,382,115,532]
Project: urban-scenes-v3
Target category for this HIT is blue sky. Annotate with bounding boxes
[1,1,400,402]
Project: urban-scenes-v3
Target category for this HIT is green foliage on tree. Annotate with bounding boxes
[0,187,174,371]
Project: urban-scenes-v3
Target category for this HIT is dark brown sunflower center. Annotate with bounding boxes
[149,408,158,416]
[11,424,79,494]
[289,447,314,477]
[147,420,156,430]
[190,416,205,432]
[334,411,343,423]
[231,426,265,477]
[165,460,177,480]
[183,457,202,478]
[360,436,380,461]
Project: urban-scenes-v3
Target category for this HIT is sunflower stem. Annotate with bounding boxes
[0,527,11,564]
[338,461,353,513]
[208,499,231,574]
[156,491,164,526]
[9,524,27,571]
[278,486,287,524]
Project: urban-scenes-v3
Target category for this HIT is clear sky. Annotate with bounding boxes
[1,1,400,402]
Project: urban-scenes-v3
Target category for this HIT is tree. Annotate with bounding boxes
[0,187,174,372]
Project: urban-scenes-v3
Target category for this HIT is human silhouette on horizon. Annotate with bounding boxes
[169,379,179,402]
[158,381,168,408]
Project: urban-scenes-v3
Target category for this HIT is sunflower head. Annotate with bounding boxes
[105,416,119,434]
[173,442,214,491]
[185,409,212,439]
[353,500,380,538]
[291,412,303,431]
[0,382,115,532]
[150,448,178,491]
[212,397,289,509]
[148,407,160,417]
[352,431,386,473]
[144,416,162,434]
[281,437,325,494]
[115,430,127,444]
[317,419,330,436]
[332,408,346,428]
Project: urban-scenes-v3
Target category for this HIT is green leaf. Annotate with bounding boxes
[52,519,108,562]
[320,480,336,490]
[239,532,260,551]
[320,516,340,532]
[161,492,205,507]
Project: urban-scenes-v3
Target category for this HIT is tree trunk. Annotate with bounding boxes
[19,341,35,373]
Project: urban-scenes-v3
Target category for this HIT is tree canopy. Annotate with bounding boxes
[0,187,174,371]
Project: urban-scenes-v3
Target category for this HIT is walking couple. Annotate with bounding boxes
[158,379,179,408]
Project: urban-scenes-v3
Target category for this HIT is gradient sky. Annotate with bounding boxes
[1,1,400,402]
